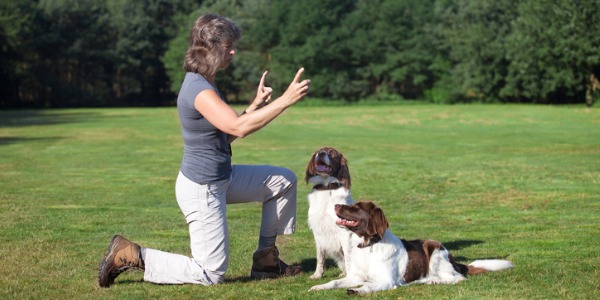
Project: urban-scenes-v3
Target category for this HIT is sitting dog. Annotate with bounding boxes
[309,202,513,294]
[306,147,354,279]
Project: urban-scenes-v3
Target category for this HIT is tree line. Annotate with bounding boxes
[1,0,599,108]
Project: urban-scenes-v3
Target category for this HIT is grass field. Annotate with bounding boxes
[1,104,599,299]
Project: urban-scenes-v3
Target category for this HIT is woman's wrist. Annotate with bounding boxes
[245,101,265,114]
[243,106,254,114]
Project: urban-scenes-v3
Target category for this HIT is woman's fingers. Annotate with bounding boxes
[292,68,305,84]
[298,79,311,93]
[259,70,268,92]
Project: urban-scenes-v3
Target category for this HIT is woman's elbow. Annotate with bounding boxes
[229,128,250,138]
[228,121,261,138]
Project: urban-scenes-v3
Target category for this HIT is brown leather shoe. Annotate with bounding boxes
[98,235,144,288]
[250,246,302,279]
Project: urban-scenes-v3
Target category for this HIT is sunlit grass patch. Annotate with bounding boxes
[1,104,598,299]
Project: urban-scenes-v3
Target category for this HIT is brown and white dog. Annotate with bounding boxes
[306,147,354,279]
[309,202,513,294]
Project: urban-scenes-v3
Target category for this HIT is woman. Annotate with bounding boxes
[98,13,311,287]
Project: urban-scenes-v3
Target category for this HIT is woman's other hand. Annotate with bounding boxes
[247,71,273,113]
[196,68,311,139]
[256,71,273,104]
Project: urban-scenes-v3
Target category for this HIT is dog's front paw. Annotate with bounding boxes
[309,284,326,292]
[309,273,322,280]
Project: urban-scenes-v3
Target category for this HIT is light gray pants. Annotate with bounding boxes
[143,165,297,285]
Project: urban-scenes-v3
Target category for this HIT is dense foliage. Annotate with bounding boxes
[1,0,599,107]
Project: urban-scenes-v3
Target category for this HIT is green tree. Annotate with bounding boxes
[29,0,115,106]
[107,0,191,106]
[0,0,31,107]
[436,0,516,102]
[341,0,440,101]
[0,0,198,108]
[502,0,600,104]
[246,0,444,101]
[244,0,357,100]
[17,0,590,106]
[162,11,195,97]
[163,0,273,103]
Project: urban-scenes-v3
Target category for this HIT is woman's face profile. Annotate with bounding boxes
[221,43,236,68]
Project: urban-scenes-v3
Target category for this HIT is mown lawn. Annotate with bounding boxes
[1,104,598,299]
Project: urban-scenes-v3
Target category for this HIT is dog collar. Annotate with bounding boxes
[312,182,343,190]
[358,236,381,248]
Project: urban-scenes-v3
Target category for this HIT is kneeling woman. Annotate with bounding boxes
[98,13,311,287]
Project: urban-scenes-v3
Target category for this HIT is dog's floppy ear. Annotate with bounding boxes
[305,151,317,183]
[366,203,389,239]
[337,153,351,189]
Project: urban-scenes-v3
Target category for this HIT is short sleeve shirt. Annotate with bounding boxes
[177,72,231,184]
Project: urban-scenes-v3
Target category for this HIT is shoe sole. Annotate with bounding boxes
[250,266,303,280]
[250,270,281,280]
[98,235,121,288]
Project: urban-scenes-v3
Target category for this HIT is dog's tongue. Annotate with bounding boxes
[316,165,329,172]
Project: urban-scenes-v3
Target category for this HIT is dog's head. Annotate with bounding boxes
[305,147,351,190]
[334,201,389,248]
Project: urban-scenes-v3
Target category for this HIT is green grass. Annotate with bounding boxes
[1,104,599,299]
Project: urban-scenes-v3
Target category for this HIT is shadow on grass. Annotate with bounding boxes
[226,257,337,283]
[443,240,484,262]
[442,240,509,262]
[0,110,103,146]
[226,276,256,284]
[443,239,484,251]
[111,279,145,286]
[0,110,100,127]
[0,136,62,145]
[297,258,339,275]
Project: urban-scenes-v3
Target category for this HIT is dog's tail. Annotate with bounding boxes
[467,259,513,275]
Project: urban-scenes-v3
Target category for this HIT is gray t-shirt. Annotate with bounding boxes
[177,72,231,184]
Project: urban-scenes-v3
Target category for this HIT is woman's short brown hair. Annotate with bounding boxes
[183,14,240,77]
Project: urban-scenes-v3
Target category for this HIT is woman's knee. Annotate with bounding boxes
[279,167,297,186]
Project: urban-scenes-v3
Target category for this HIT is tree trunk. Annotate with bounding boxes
[587,73,600,107]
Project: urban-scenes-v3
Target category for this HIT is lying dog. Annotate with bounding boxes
[309,202,513,294]
[306,147,354,279]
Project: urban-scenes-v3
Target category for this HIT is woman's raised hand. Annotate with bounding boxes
[281,68,311,106]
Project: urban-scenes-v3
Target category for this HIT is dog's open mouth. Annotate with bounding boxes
[336,217,359,228]
[315,161,331,173]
